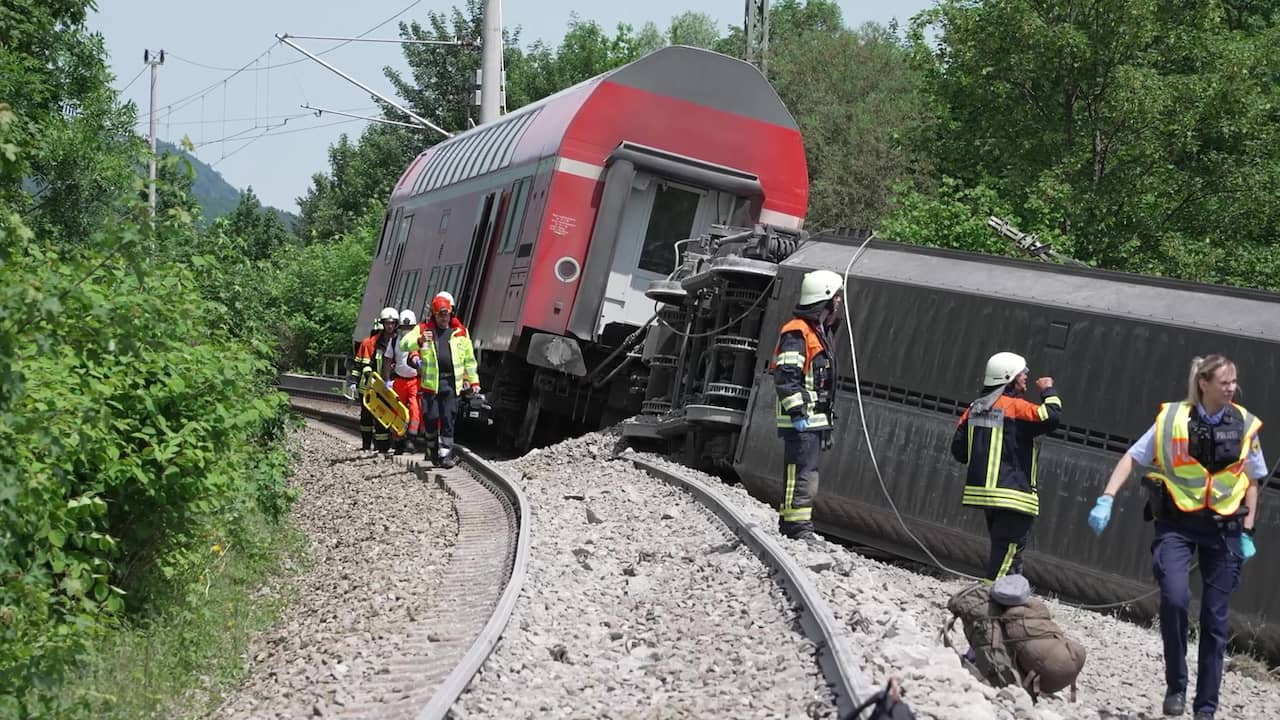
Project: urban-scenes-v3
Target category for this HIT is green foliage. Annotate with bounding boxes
[769,21,934,231]
[294,124,417,244]
[0,4,297,709]
[67,513,306,719]
[217,188,291,262]
[0,172,296,714]
[908,0,1280,288]
[260,204,382,372]
[666,12,721,48]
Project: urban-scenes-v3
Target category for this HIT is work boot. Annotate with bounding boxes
[1192,713,1213,720]
[1163,690,1185,716]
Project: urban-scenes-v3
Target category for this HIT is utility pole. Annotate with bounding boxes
[143,49,165,217]
[478,0,503,125]
[745,0,769,76]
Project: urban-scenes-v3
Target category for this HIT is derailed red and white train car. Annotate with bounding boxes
[355,46,808,448]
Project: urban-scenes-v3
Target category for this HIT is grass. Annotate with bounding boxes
[59,512,309,719]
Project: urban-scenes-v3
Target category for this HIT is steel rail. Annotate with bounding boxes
[628,454,874,720]
[279,381,529,720]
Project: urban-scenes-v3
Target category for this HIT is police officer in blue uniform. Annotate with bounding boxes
[1088,355,1266,720]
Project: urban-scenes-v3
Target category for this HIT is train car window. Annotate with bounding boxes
[378,208,401,259]
[386,214,414,265]
[516,243,533,258]
[424,266,441,312]
[439,210,450,232]
[638,184,701,275]
[394,269,420,312]
[499,179,531,254]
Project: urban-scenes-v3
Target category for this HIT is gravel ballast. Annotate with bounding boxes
[212,423,458,720]
[450,432,837,719]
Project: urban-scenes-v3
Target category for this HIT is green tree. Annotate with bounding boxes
[667,11,720,49]
[770,21,934,230]
[908,0,1280,287]
[0,0,141,242]
[222,188,291,262]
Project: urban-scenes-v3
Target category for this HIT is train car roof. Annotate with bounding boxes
[788,236,1280,340]
[390,45,800,202]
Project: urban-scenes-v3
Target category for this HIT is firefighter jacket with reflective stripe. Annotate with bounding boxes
[1150,401,1261,516]
[771,317,836,431]
[951,388,1062,516]
[350,333,385,390]
[401,322,479,394]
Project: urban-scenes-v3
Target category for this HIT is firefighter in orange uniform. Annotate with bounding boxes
[772,270,844,541]
[349,307,400,452]
[951,352,1062,580]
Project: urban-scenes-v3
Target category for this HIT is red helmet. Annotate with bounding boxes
[431,296,453,314]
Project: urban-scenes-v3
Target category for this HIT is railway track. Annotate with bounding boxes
[270,375,530,720]
[275,373,877,718]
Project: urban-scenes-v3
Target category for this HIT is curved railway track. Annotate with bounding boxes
[277,373,876,718]
[279,375,529,720]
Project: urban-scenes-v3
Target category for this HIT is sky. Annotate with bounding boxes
[92,1,935,213]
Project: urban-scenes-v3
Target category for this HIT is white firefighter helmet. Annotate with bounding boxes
[379,306,399,323]
[984,351,1028,387]
[798,270,843,307]
[399,309,417,327]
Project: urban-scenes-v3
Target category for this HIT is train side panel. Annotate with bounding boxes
[735,239,1280,656]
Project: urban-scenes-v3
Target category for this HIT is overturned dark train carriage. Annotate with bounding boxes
[752,235,1280,655]
[624,227,1280,657]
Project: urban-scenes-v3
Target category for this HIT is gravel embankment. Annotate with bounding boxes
[630,438,1280,720]
[212,423,458,720]
[450,433,836,720]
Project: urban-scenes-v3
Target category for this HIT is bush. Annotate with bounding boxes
[0,111,294,716]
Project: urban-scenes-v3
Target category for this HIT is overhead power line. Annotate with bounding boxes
[159,0,422,119]
[207,117,362,167]
[119,65,148,93]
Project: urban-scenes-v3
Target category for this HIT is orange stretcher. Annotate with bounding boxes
[362,371,409,437]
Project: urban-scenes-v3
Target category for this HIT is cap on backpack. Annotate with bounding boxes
[991,574,1031,606]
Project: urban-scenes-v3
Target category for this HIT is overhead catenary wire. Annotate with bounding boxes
[119,65,148,93]
[208,117,362,167]
[158,0,421,121]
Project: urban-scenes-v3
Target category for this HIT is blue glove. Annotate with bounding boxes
[791,416,810,432]
[1241,534,1256,562]
[385,379,395,391]
[1088,495,1113,536]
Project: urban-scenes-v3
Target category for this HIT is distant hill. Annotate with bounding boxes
[157,140,298,231]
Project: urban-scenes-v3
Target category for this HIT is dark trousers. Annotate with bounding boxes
[422,383,458,462]
[1152,515,1243,715]
[359,402,390,451]
[779,429,822,536]
[983,508,1034,580]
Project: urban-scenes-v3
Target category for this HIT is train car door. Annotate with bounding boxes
[598,173,733,335]
[459,191,503,329]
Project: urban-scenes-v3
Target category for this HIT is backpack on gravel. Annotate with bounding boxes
[941,580,1087,702]
[942,582,1023,689]
[1000,597,1087,699]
